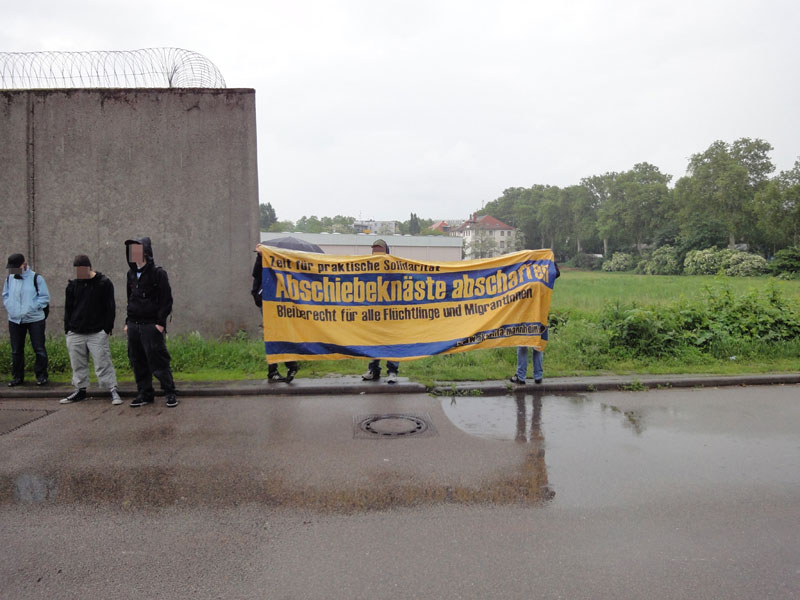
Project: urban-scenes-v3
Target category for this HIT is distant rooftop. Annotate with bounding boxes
[262,232,462,248]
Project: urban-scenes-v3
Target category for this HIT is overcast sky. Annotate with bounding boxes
[4,0,799,223]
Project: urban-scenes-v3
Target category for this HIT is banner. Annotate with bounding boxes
[259,247,557,362]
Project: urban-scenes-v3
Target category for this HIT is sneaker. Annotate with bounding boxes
[509,374,525,385]
[60,388,86,404]
[284,368,298,383]
[386,371,398,384]
[36,377,48,386]
[110,388,123,405]
[268,371,284,382]
[534,378,543,384]
[165,394,179,408]
[130,395,154,407]
[362,370,380,381]
[7,379,24,387]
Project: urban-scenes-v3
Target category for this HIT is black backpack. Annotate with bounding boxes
[33,274,50,319]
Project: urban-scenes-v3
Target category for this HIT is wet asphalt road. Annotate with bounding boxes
[1,384,798,599]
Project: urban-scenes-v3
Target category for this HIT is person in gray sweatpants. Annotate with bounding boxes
[60,254,122,405]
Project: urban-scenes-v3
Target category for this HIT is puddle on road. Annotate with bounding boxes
[443,392,800,508]
[5,391,796,512]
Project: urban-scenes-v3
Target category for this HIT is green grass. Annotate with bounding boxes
[3,272,799,383]
[553,270,800,314]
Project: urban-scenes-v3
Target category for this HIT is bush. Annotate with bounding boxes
[604,303,676,357]
[725,252,768,277]
[595,285,800,359]
[569,253,604,270]
[683,247,737,275]
[602,252,634,272]
[684,248,723,275]
[547,318,611,369]
[642,245,682,275]
[681,248,765,276]
[770,246,800,275]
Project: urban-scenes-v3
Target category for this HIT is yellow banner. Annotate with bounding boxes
[258,247,557,362]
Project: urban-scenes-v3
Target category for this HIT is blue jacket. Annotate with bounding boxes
[3,269,50,324]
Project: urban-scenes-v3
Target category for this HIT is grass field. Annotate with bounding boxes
[3,272,799,384]
[551,270,800,314]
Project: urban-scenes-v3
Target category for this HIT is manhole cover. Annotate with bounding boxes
[354,413,437,439]
[0,408,54,435]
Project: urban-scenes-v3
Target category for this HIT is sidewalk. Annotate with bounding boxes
[2,372,799,399]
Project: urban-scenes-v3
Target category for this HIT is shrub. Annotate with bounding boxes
[569,253,604,270]
[602,252,634,272]
[547,318,611,369]
[683,247,738,275]
[725,252,768,277]
[642,245,682,275]
[684,248,724,275]
[604,304,677,357]
[770,246,800,275]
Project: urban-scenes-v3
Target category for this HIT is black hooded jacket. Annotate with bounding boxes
[124,237,172,328]
[64,271,116,334]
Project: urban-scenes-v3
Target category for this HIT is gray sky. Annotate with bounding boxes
[4,0,799,223]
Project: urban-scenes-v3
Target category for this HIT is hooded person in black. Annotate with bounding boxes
[123,237,178,407]
[251,250,298,382]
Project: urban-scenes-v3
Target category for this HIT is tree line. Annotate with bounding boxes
[260,137,799,265]
[479,138,799,263]
[260,206,438,236]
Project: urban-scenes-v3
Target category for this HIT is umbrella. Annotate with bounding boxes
[261,236,324,254]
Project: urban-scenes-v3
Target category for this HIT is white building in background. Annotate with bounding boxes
[352,219,397,235]
[451,214,516,259]
[261,232,464,262]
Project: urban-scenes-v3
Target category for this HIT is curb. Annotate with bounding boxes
[1,373,799,400]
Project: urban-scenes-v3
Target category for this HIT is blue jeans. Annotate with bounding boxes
[8,319,48,381]
[515,346,543,382]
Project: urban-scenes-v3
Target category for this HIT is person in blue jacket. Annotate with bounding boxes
[3,253,50,386]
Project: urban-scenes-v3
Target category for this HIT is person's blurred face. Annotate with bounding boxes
[128,244,144,265]
[76,266,91,279]
[7,261,26,276]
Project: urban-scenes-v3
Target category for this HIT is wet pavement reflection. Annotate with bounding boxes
[1,386,798,513]
[444,388,800,509]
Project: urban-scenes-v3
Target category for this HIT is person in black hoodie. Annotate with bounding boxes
[123,237,178,408]
[251,248,299,383]
[60,255,122,405]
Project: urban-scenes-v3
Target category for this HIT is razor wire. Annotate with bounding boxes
[0,48,226,89]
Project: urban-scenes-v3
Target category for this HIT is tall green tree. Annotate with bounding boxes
[466,230,498,259]
[259,202,277,231]
[583,172,625,256]
[618,163,672,249]
[678,138,774,248]
[408,213,421,235]
[753,158,800,250]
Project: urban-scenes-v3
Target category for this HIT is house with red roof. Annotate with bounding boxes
[452,213,516,259]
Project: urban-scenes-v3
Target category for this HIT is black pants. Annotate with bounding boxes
[367,359,399,375]
[268,361,297,375]
[8,319,48,381]
[127,322,175,396]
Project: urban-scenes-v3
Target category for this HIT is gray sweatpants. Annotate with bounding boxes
[66,331,118,390]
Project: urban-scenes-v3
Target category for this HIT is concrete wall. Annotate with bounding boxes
[0,89,260,338]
